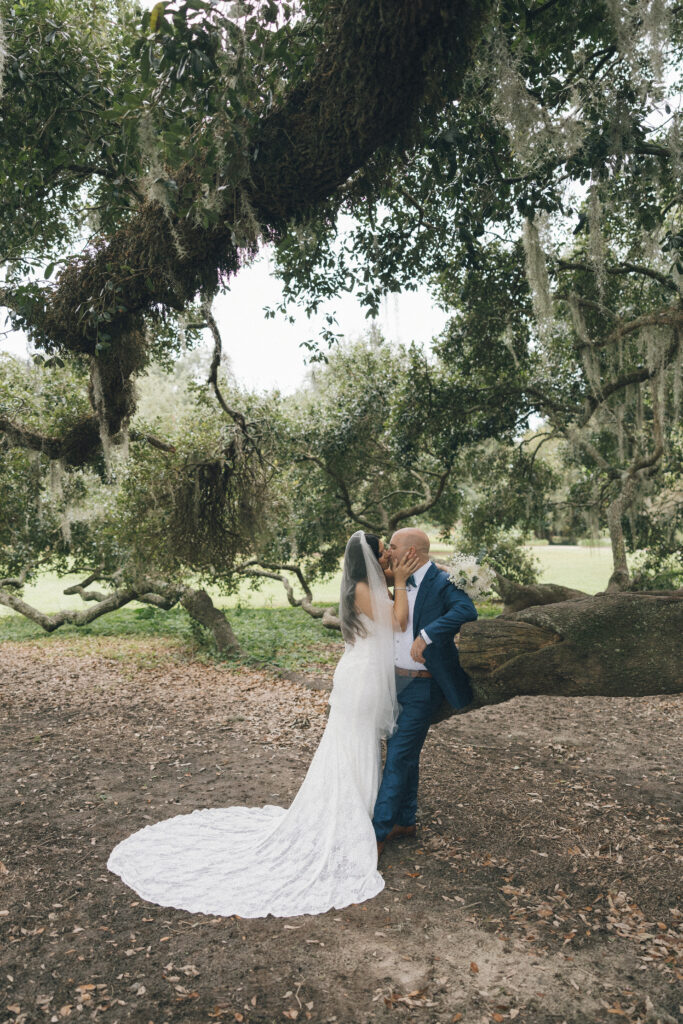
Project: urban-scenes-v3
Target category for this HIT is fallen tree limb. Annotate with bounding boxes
[493,574,589,614]
[0,578,242,655]
[435,590,683,721]
[236,560,337,624]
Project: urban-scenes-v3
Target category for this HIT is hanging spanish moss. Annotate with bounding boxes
[0,11,6,101]
[650,369,666,453]
[615,401,626,463]
[636,379,644,433]
[568,293,604,397]
[645,328,671,441]
[489,34,585,168]
[522,216,554,333]
[638,0,671,82]
[568,292,590,345]
[606,0,671,89]
[673,335,682,424]
[667,114,682,206]
[605,0,633,57]
[90,361,114,478]
[118,425,130,464]
[138,110,188,260]
[582,346,604,398]
[48,458,72,545]
[502,327,519,367]
[167,433,268,570]
[587,183,607,297]
[588,488,601,544]
[490,35,545,169]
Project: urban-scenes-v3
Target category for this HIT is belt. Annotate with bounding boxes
[395,668,432,679]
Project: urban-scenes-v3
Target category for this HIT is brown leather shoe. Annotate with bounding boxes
[377,839,386,857]
[386,823,417,842]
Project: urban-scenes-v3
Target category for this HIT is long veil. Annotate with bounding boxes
[106,527,393,918]
[338,531,398,740]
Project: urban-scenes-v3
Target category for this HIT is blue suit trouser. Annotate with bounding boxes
[372,676,444,841]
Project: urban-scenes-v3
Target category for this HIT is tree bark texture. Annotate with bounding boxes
[180,588,242,655]
[433,591,683,721]
[493,574,589,614]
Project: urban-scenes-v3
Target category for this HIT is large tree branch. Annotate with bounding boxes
[0,574,242,654]
[388,467,451,530]
[0,414,175,462]
[595,307,683,349]
[26,2,489,355]
[434,592,683,720]
[0,584,140,631]
[202,295,250,438]
[557,260,677,292]
[295,455,381,531]
[579,331,680,426]
[0,413,101,465]
[295,590,682,716]
[128,429,177,453]
[0,565,35,589]
[10,2,491,465]
[236,559,338,625]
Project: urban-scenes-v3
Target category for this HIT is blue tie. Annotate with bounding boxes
[406,574,417,588]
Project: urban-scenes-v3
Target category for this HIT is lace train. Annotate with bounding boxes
[108,626,386,918]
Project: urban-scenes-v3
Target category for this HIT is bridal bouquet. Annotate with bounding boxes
[445,552,495,601]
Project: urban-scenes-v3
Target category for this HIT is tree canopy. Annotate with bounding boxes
[0,0,681,684]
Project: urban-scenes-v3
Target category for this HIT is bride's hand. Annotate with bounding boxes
[393,550,421,585]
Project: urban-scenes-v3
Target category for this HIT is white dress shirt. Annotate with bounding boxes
[393,560,433,671]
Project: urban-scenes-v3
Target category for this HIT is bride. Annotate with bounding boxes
[107,531,419,917]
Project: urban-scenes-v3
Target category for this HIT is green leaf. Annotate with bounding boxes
[150,2,167,33]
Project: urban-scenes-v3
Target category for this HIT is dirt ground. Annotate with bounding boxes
[1,636,681,1024]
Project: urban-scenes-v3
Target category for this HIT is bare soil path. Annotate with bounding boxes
[1,637,681,1024]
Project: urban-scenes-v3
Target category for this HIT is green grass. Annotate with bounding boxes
[0,544,612,664]
[0,603,342,669]
[0,603,197,643]
[0,595,500,667]
[0,543,614,622]
[529,543,615,593]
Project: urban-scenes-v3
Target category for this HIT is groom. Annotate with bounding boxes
[373,528,477,854]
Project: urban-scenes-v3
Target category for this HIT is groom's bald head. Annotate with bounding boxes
[388,528,430,567]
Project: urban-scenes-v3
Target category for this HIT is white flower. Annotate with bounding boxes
[445,552,495,601]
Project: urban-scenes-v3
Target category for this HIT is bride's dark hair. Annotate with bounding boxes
[340,533,382,641]
[346,533,381,580]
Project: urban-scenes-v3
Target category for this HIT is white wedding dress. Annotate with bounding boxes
[107,610,393,917]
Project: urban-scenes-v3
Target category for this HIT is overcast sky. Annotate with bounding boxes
[1,247,447,393]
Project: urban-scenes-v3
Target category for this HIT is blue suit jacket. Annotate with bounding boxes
[413,562,477,709]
